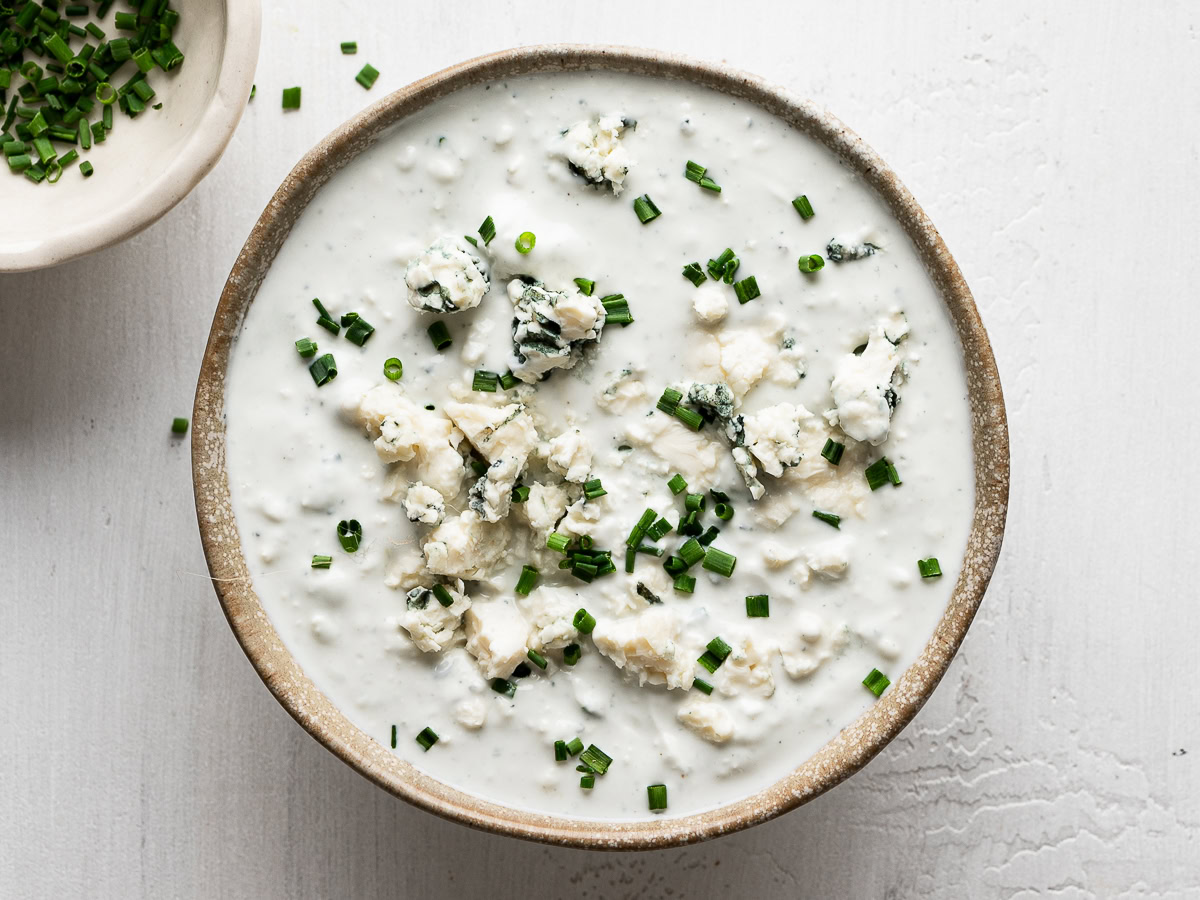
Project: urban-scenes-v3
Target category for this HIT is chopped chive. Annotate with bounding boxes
[745,595,770,617]
[579,745,612,775]
[572,608,596,634]
[579,536,595,551]
[472,369,499,392]
[625,508,658,546]
[344,315,375,346]
[673,574,696,593]
[600,294,634,326]
[863,668,891,697]
[678,538,705,567]
[554,740,568,761]
[633,194,661,224]
[685,160,706,183]
[309,353,338,386]
[647,784,668,811]
[583,478,607,500]
[340,41,358,54]
[657,388,682,414]
[713,503,733,521]
[918,557,943,578]
[563,643,581,666]
[470,459,489,477]
[684,493,706,513]
[415,726,439,751]
[733,276,761,304]
[311,555,332,569]
[355,63,379,90]
[580,774,595,790]
[383,357,403,381]
[527,648,548,670]
[514,231,536,253]
[477,215,495,245]
[565,737,584,756]
[546,532,570,553]
[706,248,734,280]
[697,525,720,546]
[390,725,397,748]
[792,195,815,219]
[574,277,595,295]
[490,677,517,699]
[663,555,687,577]
[646,517,673,540]
[699,176,721,192]
[812,510,841,529]
[673,406,703,431]
[693,677,713,695]
[707,637,733,661]
[281,86,301,110]
[797,254,825,273]
[336,519,362,553]
[426,320,452,350]
[636,544,664,557]
[702,547,736,577]
[682,262,708,286]
[432,584,454,607]
[865,457,900,490]
[312,298,339,335]
[697,651,721,674]
[821,438,845,465]
[667,473,688,495]
[515,564,539,595]
[492,370,516,391]
[721,257,740,284]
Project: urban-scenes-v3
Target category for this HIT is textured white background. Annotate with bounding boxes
[3,2,1198,897]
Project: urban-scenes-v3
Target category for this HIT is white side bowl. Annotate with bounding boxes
[0,1,260,273]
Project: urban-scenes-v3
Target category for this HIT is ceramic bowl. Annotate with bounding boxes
[0,1,260,273]
[193,44,1010,850]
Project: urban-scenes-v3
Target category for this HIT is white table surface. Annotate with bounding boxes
[3,2,1198,897]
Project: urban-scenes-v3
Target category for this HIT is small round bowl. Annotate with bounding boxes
[193,44,1010,850]
[0,1,260,273]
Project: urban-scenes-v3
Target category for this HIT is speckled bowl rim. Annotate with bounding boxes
[193,44,1009,851]
[0,0,261,273]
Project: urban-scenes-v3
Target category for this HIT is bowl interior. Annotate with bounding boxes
[194,44,1009,850]
[0,2,258,271]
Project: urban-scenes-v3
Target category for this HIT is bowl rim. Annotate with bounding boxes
[0,1,261,273]
[192,43,1010,850]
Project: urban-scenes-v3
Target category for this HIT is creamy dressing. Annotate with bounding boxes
[222,71,975,821]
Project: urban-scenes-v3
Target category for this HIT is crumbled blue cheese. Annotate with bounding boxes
[591,605,695,690]
[826,226,884,263]
[518,585,580,650]
[508,278,606,383]
[444,400,540,522]
[422,511,510,579]
[404,235,490,313]
[828,313,910,445]
[464,599,530,679]
[691,282,729,324]
[517,481,570,539]
[352,385,466,498]
[740,402,817,477]
[396,580,470,652]
[545,429,592,483]
[595,368,648,414]
[676,697,735,743]
[623,411,724,491]
[404,482,445,525]
[558,113,633,195]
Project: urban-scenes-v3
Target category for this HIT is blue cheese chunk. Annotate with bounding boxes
[397,580,470,653]
[828,313,910,445]
[591,606,695,690]
[404,482,445,525]
[404,235,490,313]
[507,278,606,383]
[740,402,817,477]
[464,599,531,679]
[558,113,634,194]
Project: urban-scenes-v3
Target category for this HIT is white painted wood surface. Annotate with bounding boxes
[3,2,1198,896]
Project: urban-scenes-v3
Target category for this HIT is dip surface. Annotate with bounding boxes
[223,70,975,821]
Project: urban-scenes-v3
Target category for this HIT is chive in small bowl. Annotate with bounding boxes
[0,1,260,273]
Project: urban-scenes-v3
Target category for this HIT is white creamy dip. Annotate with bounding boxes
[222,71,975,821]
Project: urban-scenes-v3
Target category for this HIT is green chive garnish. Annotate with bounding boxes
[171,417,188,435]
[472,370,499,392]
[563,643,581,666]
[678,538,705,568]
[282,86,301,109]
[514,231,536,253]
[490,678,516,699]
[309,353,338,386]
[515,565,540,595]
[633,194,661,224]
[647,784,668,811]
[554,740,568,761]
[546,532,570,553]
[355,63,380,90]
[792,195,815,219]
[693,677,713,695]
[797,254,825,273]
[390,725,397,748]
[427,320,452,350]
[340,41,358,54]
[583,478,607,500]
[684,493,706,513]
[647,517,673,540]
[527,648,548,670]
[918,557,942,578]
[565,737,583,756]
[580,774,595,789]
[657,388,683,415]
[733,276,760,304]
[311,555,332,569]
[383,357,403,381]
[511,483,531,503]
[342,313,375,346]
[713,503,733,521]
[579,744,612,775]
[573,608,597,634]
[673,574,696,593]
[574,277,595,295]
[499,369,519,389]
[667,474,688,495]
[477,215,496,245]
[745,595,769,617]
[685,160,706,183]
[294,337,318,358]
[431,584,454,607]
[415,726,439,751]
[821,438,845,465]
[336,519,362,553]
[682,262,708,286]
[812,510,841,529]
[702,547,736,577]
[673,406,703,431]
[865,457,901,490]
[863,668,890,697]
[312,298,339,335]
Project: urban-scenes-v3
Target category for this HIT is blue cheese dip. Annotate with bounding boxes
[222,70,976,821]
